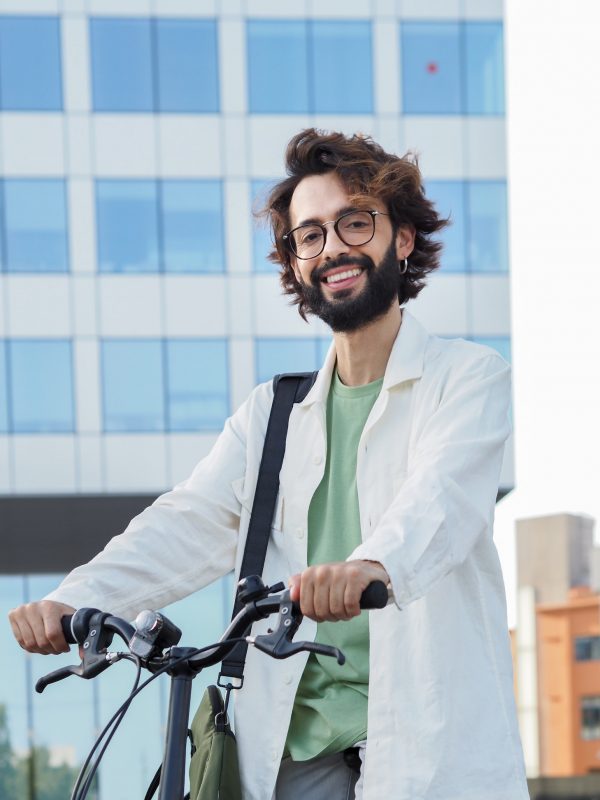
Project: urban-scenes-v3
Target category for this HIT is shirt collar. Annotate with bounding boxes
[298,309,428,407]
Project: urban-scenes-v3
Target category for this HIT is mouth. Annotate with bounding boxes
[320,266,366,292]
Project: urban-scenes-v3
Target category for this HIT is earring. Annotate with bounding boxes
[399,258,408,275]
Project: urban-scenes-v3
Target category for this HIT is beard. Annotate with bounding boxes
[299,239,401,333]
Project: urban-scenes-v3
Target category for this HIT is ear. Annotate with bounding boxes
[395,225,416,261]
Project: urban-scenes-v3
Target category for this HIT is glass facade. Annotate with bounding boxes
[252,180,277,273]
[575,636,600,661]
[0,16,62,111]
[256,338,330,384]
[581,696,600,740]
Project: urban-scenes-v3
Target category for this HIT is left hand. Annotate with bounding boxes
[288,560,389,622]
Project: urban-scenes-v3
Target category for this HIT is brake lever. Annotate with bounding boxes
[248,589,345,665]
[35,611,115,694]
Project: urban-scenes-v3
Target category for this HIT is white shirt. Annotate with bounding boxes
[47,311,529,800]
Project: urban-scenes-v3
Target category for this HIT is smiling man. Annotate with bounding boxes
[9,129,528,800]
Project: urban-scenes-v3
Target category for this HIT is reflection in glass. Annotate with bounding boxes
[156,19,219,112]
[311,21,373,114]
[9,340,74,433]
[465,23,504,115]
[401,22,461,114]
[0,16,62,111]
[162,181,224,273]
[247,20,309,113]
[468,181,508,273]
[256,338,321,384]
[426,181,467,273]
[166,340,229,431]
[102,340,165,432]
[251,180,277,273]
[96,181,160,273]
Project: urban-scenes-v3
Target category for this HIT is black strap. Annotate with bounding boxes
[219,371,318,683]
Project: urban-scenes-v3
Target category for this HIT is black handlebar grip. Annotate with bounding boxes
[60,607,102,645]
[60,615,76,644]
[359,580,389,609]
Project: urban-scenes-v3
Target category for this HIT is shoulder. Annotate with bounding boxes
[425,334,509,378]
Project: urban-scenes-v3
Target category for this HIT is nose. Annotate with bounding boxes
[320,221,350,262]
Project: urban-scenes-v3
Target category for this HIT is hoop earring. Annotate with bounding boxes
[399,258,408,275]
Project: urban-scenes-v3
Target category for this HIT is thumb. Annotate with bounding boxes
[288,573,301,602]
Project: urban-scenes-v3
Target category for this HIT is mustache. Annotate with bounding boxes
[310,255,374,285]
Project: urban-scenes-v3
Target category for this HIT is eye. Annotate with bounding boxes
[298,227,322,245]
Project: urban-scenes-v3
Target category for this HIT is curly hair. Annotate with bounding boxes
[260,128,448,320]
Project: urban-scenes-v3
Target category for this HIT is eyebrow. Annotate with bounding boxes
[295,205,360,228]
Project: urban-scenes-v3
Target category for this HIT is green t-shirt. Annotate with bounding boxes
[285,370,383,761]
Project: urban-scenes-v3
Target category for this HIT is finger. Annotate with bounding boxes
[42,609,70,654]
[14,614,48,655]
[299,571,317,620]
[288,574,301,603]
[329,578,350,621]
[25,604,57,654]
[343,578,362,618]
[312,566,334,622]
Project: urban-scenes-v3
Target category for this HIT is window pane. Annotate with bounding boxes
[9,340,74,433]
[3,180,68,273]
[256,339,319,384]
[401,22,461,114]
[465,22,504,115]
[90,18,153,112]
[311,22,373,113]
[581,697,600,740]
[468,181,508,273]
[426,181,466,273]
[166,340,228,431]
[472,336,511,363]
[0,16,62,110]
[102,340,164,431]
[251,180,277,273]
[0,341,8,432]
[247,21,309,113]
[156,19,219,112]
[96,181,160,273]
[317,338,332,365]
[161,181,224,273]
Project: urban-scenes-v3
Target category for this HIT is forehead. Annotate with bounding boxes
[289,172,382,228]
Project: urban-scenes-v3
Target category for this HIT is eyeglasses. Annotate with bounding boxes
[283,209,388,260]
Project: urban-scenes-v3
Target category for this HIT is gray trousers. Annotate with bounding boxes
[274,741,366,800]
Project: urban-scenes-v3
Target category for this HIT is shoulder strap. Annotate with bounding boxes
[219,371,318,684]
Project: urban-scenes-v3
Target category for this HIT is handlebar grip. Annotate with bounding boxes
[61,615,76,644]
[60,607,102,645]
[359,580,389,609]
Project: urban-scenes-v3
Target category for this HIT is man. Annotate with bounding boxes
[9,129,528,799]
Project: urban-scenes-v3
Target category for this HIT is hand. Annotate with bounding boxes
[8,600,76,655]
[288,560,389,622]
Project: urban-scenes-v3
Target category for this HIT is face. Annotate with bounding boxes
[287,172,413,332]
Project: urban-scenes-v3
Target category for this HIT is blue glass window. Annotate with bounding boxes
[166,340,228,431]
[102,340,164,432]
[156,19,219,112]
[9,340,74,433]
[247,20,308,113]
[0,16,62,111]
[472,336,511,363]
[401,21,504,115]
[426,181,466,273]
[96,181,159,273]
[90,18,153,112]
[161,181,224,273]
[311,22,373,114]
[576,637,600,662]
[251,180,277,273]
[468,181,508,273]
[1,180,68,273]
[256,338,321,384]
[0,341,8,432]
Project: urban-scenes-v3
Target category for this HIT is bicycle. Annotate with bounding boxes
[35,575,388,800]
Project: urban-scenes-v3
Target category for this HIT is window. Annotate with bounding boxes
[1,180,69,273]
[401,21,504,115]
[252,180,277,273]
[166,340,228,431]
[102,339,229,432]
[247,20,373,114]
[256,338,326,384]
[576,636,600,661]
[96,180,225,274]
[424,180,507,274]
[0,341,8,433]
[8,340,74,433]
[0,16,62,111]
[582,697,600,740]
[90,17,219,113]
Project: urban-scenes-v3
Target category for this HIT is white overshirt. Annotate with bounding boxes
[47,311,529,800]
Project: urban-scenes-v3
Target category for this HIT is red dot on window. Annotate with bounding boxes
[426,62,439,74]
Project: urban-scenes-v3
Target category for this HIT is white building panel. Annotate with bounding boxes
[0,1,58,11]
[94,115,158,176]
[0,114,65,176]
[219,19,247,115]
[68,178,97,273]
[65,115,93,176]
[470,275,511,335]
[72,276,98,337]
[403,117,465,179]
[157,116,222,178]
[228,276,254,336]
[224,179,252,273]
[61,15,90,113]
[375,117,403,157]
[163,276,228,337]
[312,116,376,140]
[0,436,11,492]
[245,0,307,17]
[87,0,151,15]
[374,0,396,16]
[252,274,320,337]
[374,20,401,115]
[308,0,371,18]
[407,273,469,337]
[463,0,504,19]
[220,0,244,16]
[104,434,168,492]
[0,279,6,337]
[168,433,218,487]
[6,276,71,337]
[153,0,218,14]
[400,0,461,18]
[99,276,162,337]
[13,435,76,492]
[74,339,101,433]
[223,117,249,177]
[248,116,311,177]
[229,337,256,413]
[62,0,86,11]
[465,118,507,179]
[77,434,103,492]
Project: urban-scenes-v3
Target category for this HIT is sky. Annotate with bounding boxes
[495,1,600,627]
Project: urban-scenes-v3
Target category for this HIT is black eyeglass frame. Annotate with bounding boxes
[282,209,389,260]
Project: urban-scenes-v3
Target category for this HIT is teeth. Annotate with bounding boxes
[325,268,362,284]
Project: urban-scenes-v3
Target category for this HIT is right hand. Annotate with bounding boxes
[8,600,76,655]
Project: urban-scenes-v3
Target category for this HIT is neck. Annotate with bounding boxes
[333,304,402,387]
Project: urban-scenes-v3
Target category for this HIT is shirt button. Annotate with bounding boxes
[295,527,305,539]
[270,748,278,761]
[313,454,323,465]
[284,673,293,685]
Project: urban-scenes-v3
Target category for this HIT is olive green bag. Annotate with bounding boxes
[188,685,241,800]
